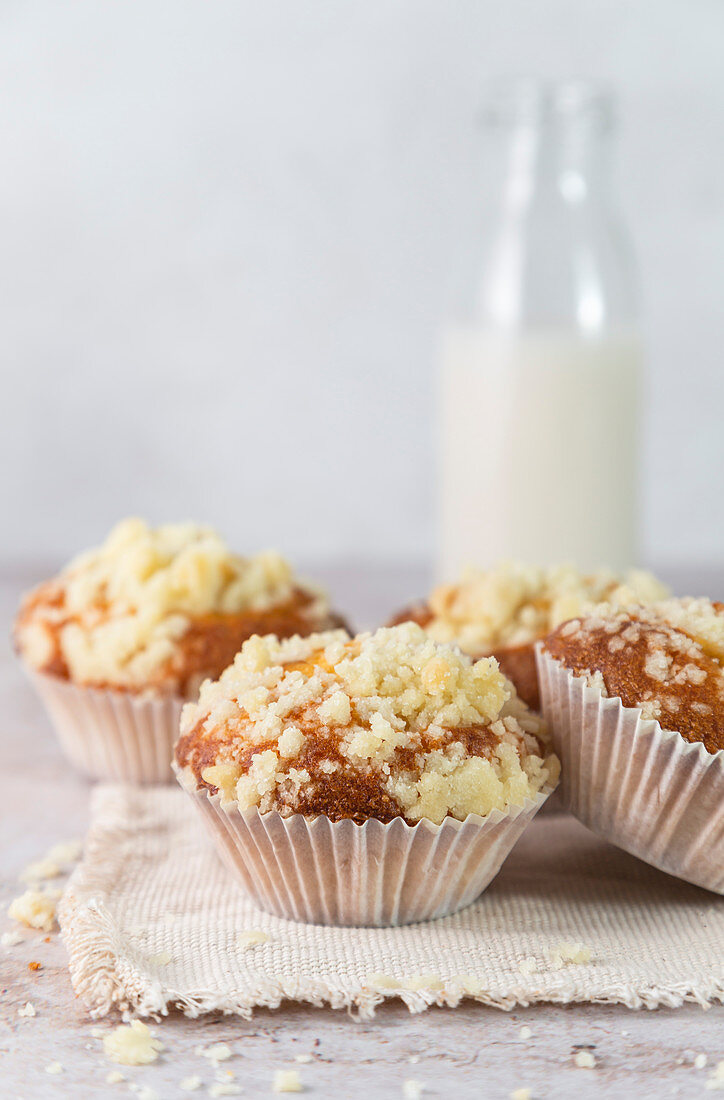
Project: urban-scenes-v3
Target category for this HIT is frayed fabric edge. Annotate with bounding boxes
[59,887,724,1022]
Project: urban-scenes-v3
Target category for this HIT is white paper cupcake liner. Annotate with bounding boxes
[174,766,555,926]
[27,667,183,784]
[536,645,724,894]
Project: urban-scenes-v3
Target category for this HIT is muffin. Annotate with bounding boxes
[537,598,724,893]
[15,518,346,783]
[174,622,559,925]
[389,562,669,709]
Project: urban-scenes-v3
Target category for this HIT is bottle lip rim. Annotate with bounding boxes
[479,77,616,129]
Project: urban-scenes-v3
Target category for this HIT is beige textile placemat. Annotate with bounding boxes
[59,785,724,1019]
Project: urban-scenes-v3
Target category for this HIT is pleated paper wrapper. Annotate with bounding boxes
[28,667,182,784]
[536,644,724,894]
[176,766,555,926]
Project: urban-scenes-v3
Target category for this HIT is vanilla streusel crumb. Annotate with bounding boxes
[574,1051,597,1069]
[102,1020,163,1065]
[16,518,329,690]
[423,562,668,653]
[178,622,559,825]
[8,888,57,932]
[273,1069,303,1093]
[238,930,269,949]
[549,941,592,968]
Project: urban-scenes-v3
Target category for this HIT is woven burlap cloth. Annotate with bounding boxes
[58,785,724,1019]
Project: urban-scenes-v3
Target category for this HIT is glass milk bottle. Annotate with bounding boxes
[439,79,641,580]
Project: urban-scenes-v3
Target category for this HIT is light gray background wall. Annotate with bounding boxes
[1,1,722,571]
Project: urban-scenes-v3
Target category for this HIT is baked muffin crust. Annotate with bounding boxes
[175,622,560,825]
[15,519,344,695]
[544,598,724,754]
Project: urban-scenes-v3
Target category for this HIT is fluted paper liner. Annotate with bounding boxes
[27,667,182,784]
[536,645,724,894]
[174,766,555,926]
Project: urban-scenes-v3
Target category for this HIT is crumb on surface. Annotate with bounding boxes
[549,941,591,968]
[102,1020,163,1066]
[273,1069,303,1093]
[199,1042,233,1063]
[106,1070,125,1084]
[8,888,57,932]
[19,858,62,883]
[402,1081,425,1099]
[179,1077,203,1092]
[510,1089,533,1100]
[18,1002,36,1018]
[149,950,172,966]
[45,1062,63,1074]
[574,1051,597,1069]
[237,930,269,950]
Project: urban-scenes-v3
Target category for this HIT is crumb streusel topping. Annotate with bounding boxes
[175,622,559,825]
[544,598,724,754]
[421,562,669,654]
[15,518,334,693]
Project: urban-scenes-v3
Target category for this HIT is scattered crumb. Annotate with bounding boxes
[45,1062,63,1075]
[106,1070,125,1084]
[20,858,61,883]
[549,941,591,969]
[273,1069,303,1093]
[574,1051,596,1069]
[510,1090,532,1100]
[128,1086,159,1100]
[179,1078,203,1092]
[200,1043,233,1063]
[149,950,172,966]
[29,960,42,971]
[696,1054,709,1070]
[402,1082,424,1100]
[517,957,537,976]
[519,1025,532,1040]
[91,1027,106,1038]
[103,1020,163,1065]
[295,1054,313,1064]
[208,1086,242,1098]
[45,839,83,864]
[408,1055,420,1064]
[706,1062,724,1091]
[18,1002,36,1018]
[237,930,269,950]
[1,929,24,947]
[404,974,444,992]
[367,973,400,989]
[8,889,57,932]
[621,1030,629,1037]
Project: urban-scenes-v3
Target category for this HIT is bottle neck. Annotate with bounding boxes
[500,119,614,211]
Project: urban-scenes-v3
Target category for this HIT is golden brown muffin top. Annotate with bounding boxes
[413,562,669,654]
[15,518,336,694]
[174,622,559,825]
[544,598,724,754]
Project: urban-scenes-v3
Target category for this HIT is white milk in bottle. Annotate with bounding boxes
[438,80,642,579]
[439,328,641,578]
